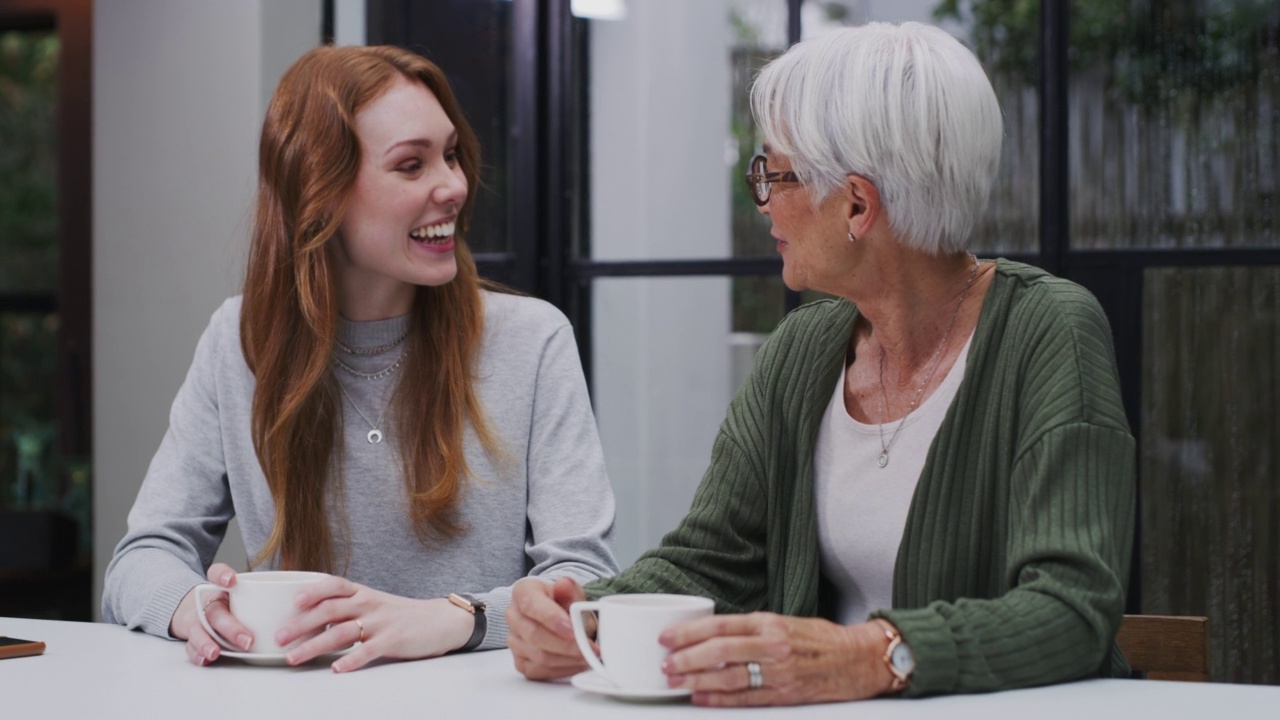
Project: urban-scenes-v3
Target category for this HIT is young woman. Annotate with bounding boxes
[102,45,618,673]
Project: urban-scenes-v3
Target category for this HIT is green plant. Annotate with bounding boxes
[0,31,58,292]
[933,0,1280,109]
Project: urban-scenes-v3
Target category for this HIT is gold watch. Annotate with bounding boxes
[873,618,915,692]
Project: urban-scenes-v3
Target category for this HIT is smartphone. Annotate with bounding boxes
[0,636,46,660]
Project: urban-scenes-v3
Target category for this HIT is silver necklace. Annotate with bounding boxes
[875,256,980,469]
[336,373,397,444]
[332,348,407,381]
[336,332,408,356]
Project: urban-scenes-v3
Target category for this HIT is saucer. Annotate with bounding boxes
[218,644,356,667]
[570,670,691,702]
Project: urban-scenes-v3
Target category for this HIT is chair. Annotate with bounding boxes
[1116,614,1210,682]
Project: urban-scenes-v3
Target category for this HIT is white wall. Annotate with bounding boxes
[93,0,320,617]
[589,1,734,565]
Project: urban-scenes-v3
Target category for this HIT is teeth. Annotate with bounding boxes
[411,221,455,241]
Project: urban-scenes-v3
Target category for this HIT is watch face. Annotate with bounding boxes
[891,642,916,675]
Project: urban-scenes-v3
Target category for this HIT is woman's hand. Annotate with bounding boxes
[660,613,896,706]
[272,576,474,672]
[170,562,252,666]
[506,577,595,680]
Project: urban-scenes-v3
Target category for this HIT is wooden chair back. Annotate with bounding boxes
[1116,614,1210,682]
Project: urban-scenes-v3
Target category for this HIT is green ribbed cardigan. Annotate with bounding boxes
[587,260,1136,697]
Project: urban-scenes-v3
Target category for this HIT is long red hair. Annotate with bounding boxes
[240,45,498,572]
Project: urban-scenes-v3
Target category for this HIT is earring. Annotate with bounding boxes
[847,231,857,243]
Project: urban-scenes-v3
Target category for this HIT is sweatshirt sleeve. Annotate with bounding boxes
[101,303,237,637]
[876,284,1136,696]
[472,322,619,649]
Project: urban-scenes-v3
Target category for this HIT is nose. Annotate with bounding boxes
[433,167,468,210]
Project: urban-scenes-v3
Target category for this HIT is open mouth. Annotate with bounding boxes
[409,219,455,244]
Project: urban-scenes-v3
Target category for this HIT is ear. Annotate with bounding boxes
[845,174,881,239]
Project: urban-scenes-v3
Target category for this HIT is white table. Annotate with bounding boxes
[2,617,1277,719]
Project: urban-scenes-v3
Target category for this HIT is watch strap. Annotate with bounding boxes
[873,618,911,692]
[448,593,487,653]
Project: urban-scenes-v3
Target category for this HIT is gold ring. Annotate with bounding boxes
[354,618,365,643]
[202,596,228,614]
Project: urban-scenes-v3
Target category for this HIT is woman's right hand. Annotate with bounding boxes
[507,576,592,680]
[169,562,253,665]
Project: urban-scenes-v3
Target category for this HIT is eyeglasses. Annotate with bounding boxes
[744,154,800,206]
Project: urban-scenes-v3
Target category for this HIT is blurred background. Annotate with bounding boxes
[0,0,1275,684]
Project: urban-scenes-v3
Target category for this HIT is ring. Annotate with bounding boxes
[354,619,365,644]
[201,596,227,613]
[746,661,764,690]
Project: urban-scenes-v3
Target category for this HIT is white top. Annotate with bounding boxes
[2,617,1276,720]
[814,331,974,625]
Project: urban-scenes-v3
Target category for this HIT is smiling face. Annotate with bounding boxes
[758,150,855,294]
[335,76,467,319]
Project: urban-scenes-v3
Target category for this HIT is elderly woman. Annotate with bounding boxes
[506,21,1134,705]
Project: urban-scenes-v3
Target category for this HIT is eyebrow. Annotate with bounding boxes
[384,130,458,157]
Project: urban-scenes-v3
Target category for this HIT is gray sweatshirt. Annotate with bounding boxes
[102,291,618,650]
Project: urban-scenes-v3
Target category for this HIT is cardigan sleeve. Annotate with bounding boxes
[583,322,789,613]
[876,282,1136,696]
[877,422,1134,695]
[585,429,770,613]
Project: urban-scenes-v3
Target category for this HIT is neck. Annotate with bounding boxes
[839,243,977,374]
[339,272,416,322]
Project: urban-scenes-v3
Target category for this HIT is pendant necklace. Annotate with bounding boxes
[875,256,980,468]
[335,357,403,444]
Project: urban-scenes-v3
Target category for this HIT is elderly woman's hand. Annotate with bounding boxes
[507,577,595,680]
[659,613,895,706]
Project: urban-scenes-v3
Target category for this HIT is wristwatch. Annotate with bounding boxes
[873,618,915,692]
[447,593,487,653]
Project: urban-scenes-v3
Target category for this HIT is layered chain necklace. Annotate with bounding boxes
[875,255,980,469]
[332,335,408,444]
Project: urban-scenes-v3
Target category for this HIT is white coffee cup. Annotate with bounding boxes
[570,594,714,690]
[194,570,330,654]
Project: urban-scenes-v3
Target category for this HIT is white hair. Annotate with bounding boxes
[750,22,1002,255]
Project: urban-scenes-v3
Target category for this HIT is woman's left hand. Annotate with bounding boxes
[660,612,895,706]
[273,576,474,672]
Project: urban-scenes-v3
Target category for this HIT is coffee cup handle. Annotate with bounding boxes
[193,583,237,650]
[568,601,610,680]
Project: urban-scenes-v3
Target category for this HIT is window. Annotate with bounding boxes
[377,0,1280,682]
[0,0,93,621]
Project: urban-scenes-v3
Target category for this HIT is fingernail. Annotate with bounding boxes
[220,571,232,585]
[332,661,346,673]
[237,634,252,650]
[658,631,674,646]
[204,645,217,661]
[668,674,685,687]
[285,652,298,665]
[661,659,671,672]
